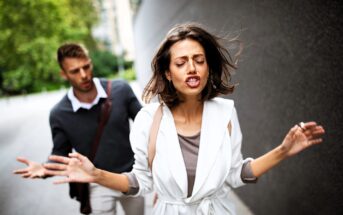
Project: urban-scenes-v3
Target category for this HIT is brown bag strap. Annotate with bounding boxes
[89,80,112,161]
[227,121,232,137]
[148,104,163,170]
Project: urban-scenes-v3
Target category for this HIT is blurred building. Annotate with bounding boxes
[92,0,140,61]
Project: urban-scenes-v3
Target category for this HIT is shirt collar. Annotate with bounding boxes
[67,77,108,112]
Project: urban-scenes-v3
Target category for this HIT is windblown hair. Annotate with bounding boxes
[57,43,89,70]
[143,23,241,108]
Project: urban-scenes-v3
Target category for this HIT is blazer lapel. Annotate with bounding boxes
[159,105,188,196]
[191,99,234,199]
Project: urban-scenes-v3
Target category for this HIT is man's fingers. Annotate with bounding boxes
[22,173,31,178]
[16,157,29,165]
[48,155,70,164]
[29,174,41,179]
[13,168,28,174]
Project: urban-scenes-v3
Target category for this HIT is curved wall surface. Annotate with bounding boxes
[133,0,343,214]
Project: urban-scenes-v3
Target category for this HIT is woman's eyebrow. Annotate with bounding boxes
[173,54,205,60]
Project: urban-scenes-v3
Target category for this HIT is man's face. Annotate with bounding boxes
[60,57,94,92]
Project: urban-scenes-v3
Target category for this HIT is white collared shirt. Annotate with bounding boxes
[67,78,108,112]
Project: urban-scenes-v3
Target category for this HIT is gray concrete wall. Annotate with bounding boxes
[133,0,343,214]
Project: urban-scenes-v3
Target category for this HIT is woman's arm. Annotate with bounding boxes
[250,121,325,177]
[44,152,130,192]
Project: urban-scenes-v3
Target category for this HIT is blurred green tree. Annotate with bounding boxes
[0,0,98,95]
[90,50,119,78]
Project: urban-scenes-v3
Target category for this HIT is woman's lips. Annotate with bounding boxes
[185,76,200,88]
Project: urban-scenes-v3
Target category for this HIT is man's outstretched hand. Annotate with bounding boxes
[13,157,46,179]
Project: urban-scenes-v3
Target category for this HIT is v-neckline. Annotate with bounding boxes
[164,102,207,199]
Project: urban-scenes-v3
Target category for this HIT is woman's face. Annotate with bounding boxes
[166,39,209,100]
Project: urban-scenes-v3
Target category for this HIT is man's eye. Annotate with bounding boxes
[83,64,91,70]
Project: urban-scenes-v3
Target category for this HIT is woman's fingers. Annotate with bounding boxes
[44,169,67,177]
[69,152,86,162]
[304,125,325,139]
[303,121,317,129]
[44,163,67,171]
[308,138,323,145]
[53,178,72,185]
[48,155,70,164]
[288,125,298,136]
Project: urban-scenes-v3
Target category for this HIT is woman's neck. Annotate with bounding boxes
[173,99,203,120]
[171,97,204,136]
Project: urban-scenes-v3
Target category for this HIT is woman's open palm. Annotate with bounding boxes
[44,153,97,184]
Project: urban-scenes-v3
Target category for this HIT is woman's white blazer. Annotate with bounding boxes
[129,97,251,215]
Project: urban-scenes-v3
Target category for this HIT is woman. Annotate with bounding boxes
[44,23,325,214]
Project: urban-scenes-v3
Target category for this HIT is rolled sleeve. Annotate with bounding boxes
[122,172,140,195]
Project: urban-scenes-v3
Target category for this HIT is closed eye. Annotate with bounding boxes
[175,62,185,67]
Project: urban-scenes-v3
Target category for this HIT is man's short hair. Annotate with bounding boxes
[57,43,89,70]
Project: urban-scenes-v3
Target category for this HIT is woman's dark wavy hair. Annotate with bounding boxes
[143,23,241,108]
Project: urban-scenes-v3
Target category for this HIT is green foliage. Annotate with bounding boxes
[90,50,137,81]
[0,0,98,95]
[121,67,137,81]
[90,50,118,78]
[111,67,137,81]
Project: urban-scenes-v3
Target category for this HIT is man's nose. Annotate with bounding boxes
[80,69,87,78]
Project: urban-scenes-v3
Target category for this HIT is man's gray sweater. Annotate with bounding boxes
[49,79,142,173]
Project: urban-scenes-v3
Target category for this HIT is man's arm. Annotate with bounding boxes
[123,81,142,120]
[49,107,73,158]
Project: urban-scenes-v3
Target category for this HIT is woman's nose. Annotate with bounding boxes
[188,61,196,74]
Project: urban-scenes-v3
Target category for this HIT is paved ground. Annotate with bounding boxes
[0,82,254,215]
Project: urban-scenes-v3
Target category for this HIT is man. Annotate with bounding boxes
[14,43,144,215]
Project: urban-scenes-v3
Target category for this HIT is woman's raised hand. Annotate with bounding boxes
[44,152,99,184]
[280,121,325,157]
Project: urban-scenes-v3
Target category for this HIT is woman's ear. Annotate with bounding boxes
[165,71,171,81]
